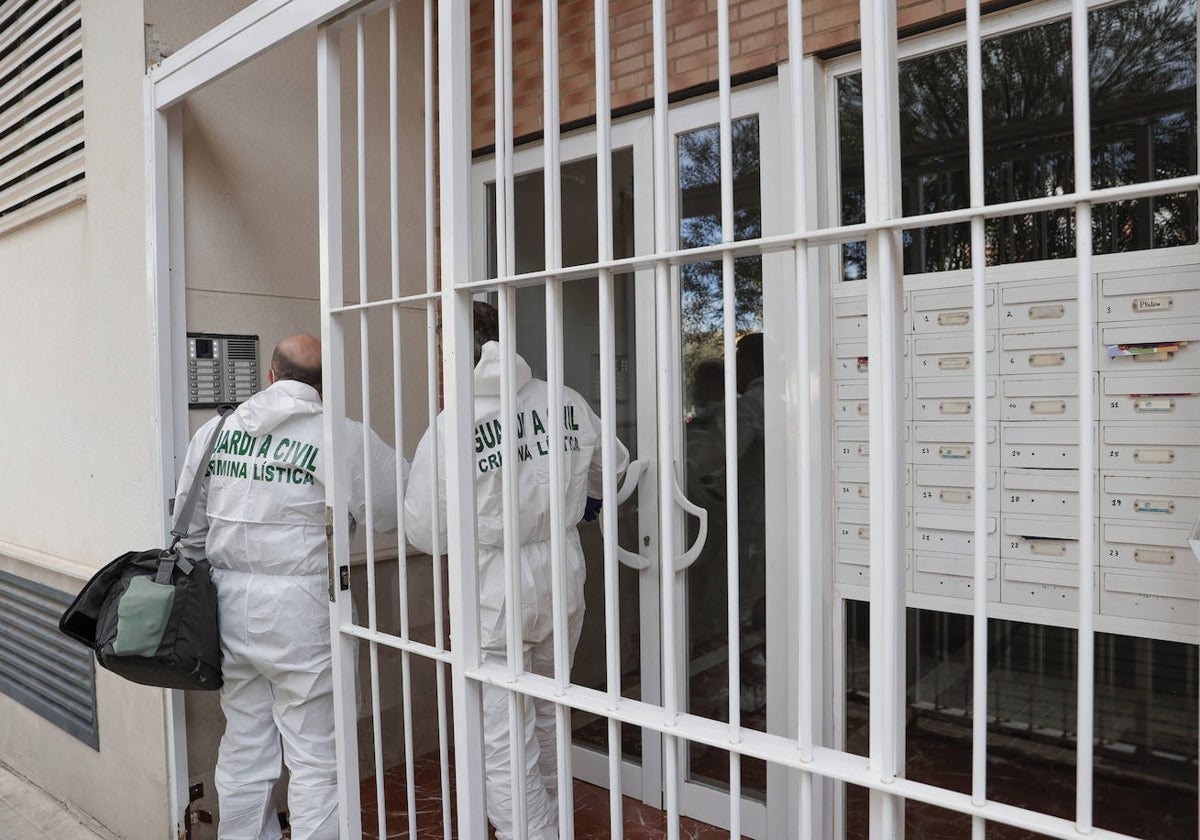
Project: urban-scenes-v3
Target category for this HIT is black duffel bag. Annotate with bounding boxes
[60,408,231,691]
[60,547,222,690]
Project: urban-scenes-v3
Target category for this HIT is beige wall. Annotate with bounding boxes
[0,1,176,837]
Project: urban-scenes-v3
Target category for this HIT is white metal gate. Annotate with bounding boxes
[147,0,1198,838]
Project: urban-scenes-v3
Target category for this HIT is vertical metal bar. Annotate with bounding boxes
[317,25,363,839]
[965,2,988,838]
[437,1,487,836]
[651,0,680,833]
[423,4,454,836]
[592,1,624,835]
[1071,0,1096,831]
[541,3,574,834]
[498,288,529,839]
[353,19,388,839]
[859,0,907,836]
[388,3,418,834]
[713,0,743,833]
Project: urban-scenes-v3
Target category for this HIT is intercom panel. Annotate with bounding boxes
[188,333,260,407]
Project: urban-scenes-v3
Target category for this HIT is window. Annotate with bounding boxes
[836,0,1197,280]
[0,0,85,236]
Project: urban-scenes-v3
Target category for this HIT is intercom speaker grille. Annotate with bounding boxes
[226,338,257,360]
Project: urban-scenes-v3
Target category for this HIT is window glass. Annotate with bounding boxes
[837,0,1197,280]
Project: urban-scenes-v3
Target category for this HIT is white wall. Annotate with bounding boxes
[0,1,173,837]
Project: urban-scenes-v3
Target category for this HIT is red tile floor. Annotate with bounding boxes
[359,751,745,839]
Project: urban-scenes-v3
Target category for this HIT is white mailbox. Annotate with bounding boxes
[1099,268,1200,324]
[912,552,999,602]
[835,544,912,590]
[835,423,912,464]
[1100,472,1200,527]
[913,465,998,511]
[1003,562,1094,613]
[911,333,997,379]
[1001,513,1097,564]
[911,422,999,467]
[1101,423,1200,473]
[999,277,1079,329]
[835,504,874,548]
[836,380,913,421]
[911,286,996,334]
[833,294,908,339]
[1000,327,1086,376]
[1001,375,1086,422]
[1100,570,1200,625]
[835,463,913,506]
[1100,370,1200,422]
[912,509,999,556]
[833,336,910,381]
[1098,318,1200,372]
[1002,468,1090,517]
[912,377,998,422]
[1100,520,1197,572]
[1002,422,1090,469]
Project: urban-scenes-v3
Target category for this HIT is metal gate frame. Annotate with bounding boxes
[145,1,1198,838]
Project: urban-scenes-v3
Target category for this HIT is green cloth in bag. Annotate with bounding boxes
[112,577,176,656]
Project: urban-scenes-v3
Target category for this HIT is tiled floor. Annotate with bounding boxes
[0,762,115,840]
[360,752,746,839]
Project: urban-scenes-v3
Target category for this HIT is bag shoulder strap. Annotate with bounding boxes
[170,405,234,545]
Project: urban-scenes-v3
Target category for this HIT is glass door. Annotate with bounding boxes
[668,83,787,837]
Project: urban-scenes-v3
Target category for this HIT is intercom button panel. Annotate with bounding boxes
[1000,327,1088,376]
[910,332,997,380]
[1000,513,1097,565]
[912,552,1000,603]
[911,376,998,423]
[999,277,1079,329]
[911,422,998,467]
[1001,422,1092,469]
[1002,561,1096,613]
[1100,370,1200,422]
[1098,268,1200,324]
[1001,468,1091,517]
[1100,423,1200,474]
[1099,570,1200,625]
[1099,520,1197,573]
[910,286,996,335]
[1098,317,1200,373]
[913,465,998,512]
[1001,375,1090,422]
[1100,471,1200,527]
[187,333,260,407]
[833,336,910,381]
[912,508,999,557]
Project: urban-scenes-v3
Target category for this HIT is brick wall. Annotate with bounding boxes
[470,0,975,150]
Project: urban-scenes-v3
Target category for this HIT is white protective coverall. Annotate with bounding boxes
[177,379,399,840]
[404,341,628,840]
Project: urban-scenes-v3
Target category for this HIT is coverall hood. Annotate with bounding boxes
[473,340,532,395]
[235,379,323,436]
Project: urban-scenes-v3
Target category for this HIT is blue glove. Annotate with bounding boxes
[583,496,603,522]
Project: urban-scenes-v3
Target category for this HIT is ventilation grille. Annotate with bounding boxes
[0,568,98,749]
[226,337,258,360]
[0,0,85,235]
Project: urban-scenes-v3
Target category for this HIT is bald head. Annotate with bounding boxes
[270,334,323,394]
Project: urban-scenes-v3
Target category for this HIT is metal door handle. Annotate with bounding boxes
[673,462,709,571]
[605,460,650,570]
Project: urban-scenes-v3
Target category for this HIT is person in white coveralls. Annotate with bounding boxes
[175,334,401,840]
[404,302,629,840]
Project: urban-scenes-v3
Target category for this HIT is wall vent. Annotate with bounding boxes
[0,0,85,235]
[0,568,98,749]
